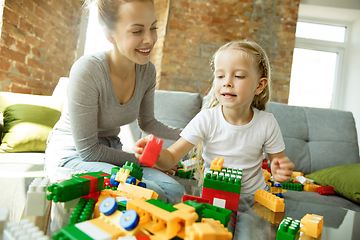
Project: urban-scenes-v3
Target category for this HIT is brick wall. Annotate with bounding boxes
[152,0,300,103]
[0,0,83,95]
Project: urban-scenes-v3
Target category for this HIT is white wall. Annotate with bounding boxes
[342,18,360,150]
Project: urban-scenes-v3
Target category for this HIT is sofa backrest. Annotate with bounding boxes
[266,102,360,175]
[126,90,203,149]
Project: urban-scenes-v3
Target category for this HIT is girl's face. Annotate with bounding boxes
[109,1,158,65]
[214,48,263,111]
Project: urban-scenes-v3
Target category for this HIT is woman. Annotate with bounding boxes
[45,0,183,202]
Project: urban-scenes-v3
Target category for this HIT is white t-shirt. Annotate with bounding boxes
[180,105,285,194]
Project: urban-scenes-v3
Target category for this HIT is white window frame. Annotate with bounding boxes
[293,19,348,109]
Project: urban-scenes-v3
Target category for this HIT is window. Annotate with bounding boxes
[288,21,347,109]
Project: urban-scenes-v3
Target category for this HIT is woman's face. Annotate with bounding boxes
[110,1,158,65]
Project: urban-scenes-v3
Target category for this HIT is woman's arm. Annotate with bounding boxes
[268,151,294,182]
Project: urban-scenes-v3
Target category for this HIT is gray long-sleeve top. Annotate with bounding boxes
[54,51,181,166]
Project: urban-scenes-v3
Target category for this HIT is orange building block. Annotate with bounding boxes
[303,184,321,192]
[210,157,224,172]
[300,214,323,238]
[262,168,271,185]
[254,189,285,212]
[292,171,304,180]
[184,218,233,240]
[126,199,198,240]
[253,203,284,225]
[117,183,159,200]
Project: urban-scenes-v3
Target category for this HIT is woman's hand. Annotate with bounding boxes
[133,134,153,159]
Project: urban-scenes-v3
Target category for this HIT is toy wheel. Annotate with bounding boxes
[99,197,118,216]
[126,176,136,185]
[137,182,147,188]
[120,209,139,231]
[110,173,119,187]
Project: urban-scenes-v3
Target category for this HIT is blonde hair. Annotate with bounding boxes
[83,0,154,31]
[192,40,272,178]
[203,39,271,111]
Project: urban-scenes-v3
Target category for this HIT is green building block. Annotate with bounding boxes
[202,203,231,227]
[53,225,93,240]
[74,172,106,192]
[281,182,303,191]
[111,167,121,176]
[177,169,193,179]
[68,198,95,226]
[183,200,204,222]
[47,177,90,202]
[203,172,241,193]
[146,198,177,212]
[122,161,144,181]
[276,217,301,240]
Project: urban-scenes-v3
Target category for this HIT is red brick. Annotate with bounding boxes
[0,57,12,71]
[3,7,20,26]
[0,47,26,63]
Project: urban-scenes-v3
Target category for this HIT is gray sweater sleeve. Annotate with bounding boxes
[66,52,180,166]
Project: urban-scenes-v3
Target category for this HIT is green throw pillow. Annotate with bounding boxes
[306,163,360,204]
[0,104,61,153]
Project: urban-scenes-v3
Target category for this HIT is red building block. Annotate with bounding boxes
[139,136,163,167]
[317,186,334,195]
[182,195,211,204]
[202,187,240,211]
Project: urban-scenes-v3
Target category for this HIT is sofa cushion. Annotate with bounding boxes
[266,102,360,175]
[306,163,360,204]
[0,92,63,153]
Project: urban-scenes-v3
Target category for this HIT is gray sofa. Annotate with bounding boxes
[1,81,359,225]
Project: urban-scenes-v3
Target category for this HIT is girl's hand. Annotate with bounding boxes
[270,156,294,182]
[133,135,153,159]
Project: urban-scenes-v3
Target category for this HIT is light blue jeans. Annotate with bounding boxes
[44,129,185,203]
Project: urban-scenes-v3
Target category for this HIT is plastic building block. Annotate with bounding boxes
[202,186,240,211]
[203,171,241,194]
[300,214,323,238]
[253,203,284,225]
[117,183,159,200]
[25,177,50,216]
[182,195,211,204]
[68,198,95,226]
[276,217,301,240]
[122,161,144,181]
[177,168,193,179]
[202,203,232,227]
[4,218,49,240]
[184,218,233,240]
[181,159,197,171]
[126,198,198,239]
[291,171,304,179]
[281,182,303,191]
[303,184,321,192]
[263,168,272,184]
[120,209,140,230]
[139,135,163,167]
[146,198,178,212]
[47,171,106,202]
[317,186,334,195]
[254,189,285,212]
[210,157,224,171]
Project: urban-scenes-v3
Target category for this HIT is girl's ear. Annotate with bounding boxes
[255,77,268,95]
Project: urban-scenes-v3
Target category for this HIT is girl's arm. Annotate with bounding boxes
[134,136,195,170]
[268,151,294,183]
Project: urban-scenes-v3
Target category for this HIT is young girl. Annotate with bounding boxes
[44,0,182,202]
[134,40,294,194]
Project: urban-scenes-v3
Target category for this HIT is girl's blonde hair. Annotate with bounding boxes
[83,0,154,31]
[192,40,272,181]
[203,39,271,111]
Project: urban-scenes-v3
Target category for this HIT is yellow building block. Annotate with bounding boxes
[300,214,323,238]
[262,168,271,184]
[115,168,131,184]
[292,171,304,180]
[303,184,321,192]
[253,203,284,225]
[184,218,233,240]
[126,199,198,240]
[254,189,285,212]
[117,183,159,200]
[210,157,224,171]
